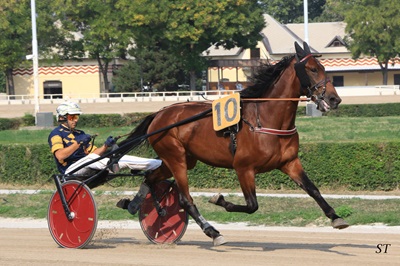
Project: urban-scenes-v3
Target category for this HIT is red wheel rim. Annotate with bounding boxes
[47,181,97,248]
[139,180,188,244]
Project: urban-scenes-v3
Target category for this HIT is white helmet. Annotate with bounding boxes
[56,101,82,121]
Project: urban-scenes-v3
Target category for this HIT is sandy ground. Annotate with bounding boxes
[2,95,400,118]
[1,220,400,266]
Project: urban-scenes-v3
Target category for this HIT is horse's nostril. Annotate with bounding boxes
[330,97,342,108]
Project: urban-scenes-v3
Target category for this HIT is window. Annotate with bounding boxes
[326,36,346,48]
[332,76,344,87]
[394,74,400,85]
[250,48,260,59]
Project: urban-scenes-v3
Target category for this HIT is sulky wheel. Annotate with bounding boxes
[139,180,188,244]
[47,180,98,249]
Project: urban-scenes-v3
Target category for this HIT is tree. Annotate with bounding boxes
[0,0,31,96]
[53,0,134,93]
[316,0,344,22]
[0,0,64,95]
[113,45,186,92]
[333,0,400,84]
[260,0,326,24]
[117,0,265,90]
[0,72,6,93]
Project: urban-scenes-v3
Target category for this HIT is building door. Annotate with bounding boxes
[332,76,344,87]
[394,74,400,85]
[43,80,62,99]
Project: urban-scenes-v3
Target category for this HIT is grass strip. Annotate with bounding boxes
[1,192,400,227]
[2,116,400,144]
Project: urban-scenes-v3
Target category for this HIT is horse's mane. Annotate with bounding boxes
[240,55,295,98]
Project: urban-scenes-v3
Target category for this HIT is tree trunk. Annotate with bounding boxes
[382,69,388,85]
[379,61,389,85]
[189,70,196,91]
[5,68,15,97]
[103,61,110,93]
[97,57,110,94]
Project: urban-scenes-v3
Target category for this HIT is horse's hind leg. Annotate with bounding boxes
[166,155,226,246]
[281,158,349,229]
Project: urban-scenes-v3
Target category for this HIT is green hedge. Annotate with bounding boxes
[324,103,400,117]
[0,113,149,130]
[1,142,399,191]
[0,114,35,130]
[77,113,149,128]
[188,142,400,191]
[0,118,20,130]
[1,103,400,131]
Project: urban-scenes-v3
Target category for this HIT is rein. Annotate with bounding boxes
[241,97,310,102]
[67,108,212,176]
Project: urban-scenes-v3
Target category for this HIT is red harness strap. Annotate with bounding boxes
[253,126,297,136]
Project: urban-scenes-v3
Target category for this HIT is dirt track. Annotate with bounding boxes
[2,95,400,118]
[1,225,400,266]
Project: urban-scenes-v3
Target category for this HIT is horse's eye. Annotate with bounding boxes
[310,68,318,73]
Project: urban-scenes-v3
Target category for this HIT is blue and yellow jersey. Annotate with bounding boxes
[48,124,97,173]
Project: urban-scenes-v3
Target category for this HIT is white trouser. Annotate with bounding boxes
[65,153,162,175]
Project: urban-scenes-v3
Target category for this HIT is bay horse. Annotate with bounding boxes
[119,42,349,246]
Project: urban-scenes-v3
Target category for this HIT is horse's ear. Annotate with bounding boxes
[303,42,311,55]
[295,42,307,61]
[295,42,303,55]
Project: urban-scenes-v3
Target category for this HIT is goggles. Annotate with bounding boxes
[67,114,80,121]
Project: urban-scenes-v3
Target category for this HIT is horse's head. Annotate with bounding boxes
[294,42,342,112]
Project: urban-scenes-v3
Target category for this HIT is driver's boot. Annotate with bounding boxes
[115,182,150,214]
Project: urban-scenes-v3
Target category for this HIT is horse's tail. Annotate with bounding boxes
[117,106,212,154]
[117,112,157,153]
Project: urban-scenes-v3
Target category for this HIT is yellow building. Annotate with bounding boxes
[12,60,102,99]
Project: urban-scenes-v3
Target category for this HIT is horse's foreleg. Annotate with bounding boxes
[178,193,226,246]
[281,158,349,229]
[209,170,258,214]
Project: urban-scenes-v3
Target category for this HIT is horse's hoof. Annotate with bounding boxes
[209,194,223,205]
[213,235,227,246]
[332,218,350,229]
[116,198,130,209]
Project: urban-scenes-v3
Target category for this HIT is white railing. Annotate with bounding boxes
[0,90,241,105]
[335,85,400,96]
[1,86,400,105]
